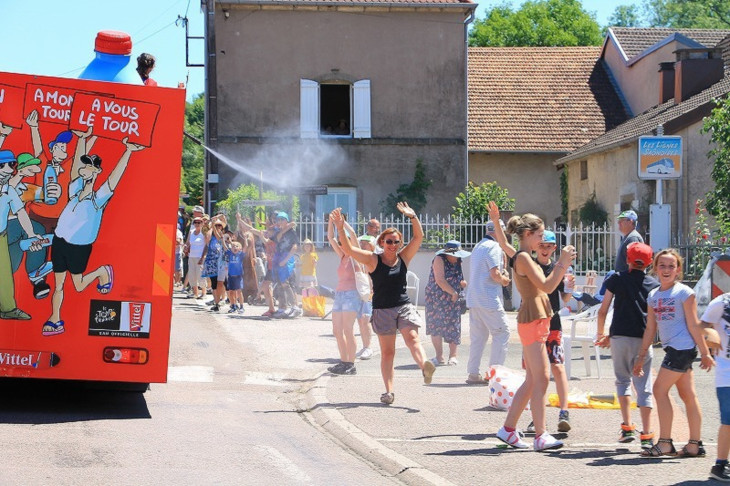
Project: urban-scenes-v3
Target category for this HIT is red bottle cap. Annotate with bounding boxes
[94,31,133,55]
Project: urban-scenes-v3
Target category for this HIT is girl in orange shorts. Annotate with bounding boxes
[489,202,576,452]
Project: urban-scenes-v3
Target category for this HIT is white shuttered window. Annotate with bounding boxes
[299,78,371,139]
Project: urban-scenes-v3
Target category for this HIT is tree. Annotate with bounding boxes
[380,159,432,215]
[449,181,515,244]
[646,0,730,28]
[469,0,603,47]
[607,5,644,27]
[215,183,298,231]
[182,93,205,206]
[701,95,730,235]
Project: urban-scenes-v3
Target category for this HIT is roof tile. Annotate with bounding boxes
[468,47,629,152]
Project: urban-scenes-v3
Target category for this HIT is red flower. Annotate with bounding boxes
[695,208,700,214]
[703,234,708,240]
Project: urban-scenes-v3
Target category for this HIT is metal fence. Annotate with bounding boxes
[285,212,729,279]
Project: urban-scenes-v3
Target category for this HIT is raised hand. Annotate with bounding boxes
[25,110,39,128]
[488,201,500,222]
[396,201,416,219]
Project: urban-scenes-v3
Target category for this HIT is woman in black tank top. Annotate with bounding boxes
[330,204,436,405]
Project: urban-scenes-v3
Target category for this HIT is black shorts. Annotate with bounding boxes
[51,235,92,274]
[661,346,697,373]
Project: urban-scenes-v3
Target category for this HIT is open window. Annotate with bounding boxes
[300,79,371,139]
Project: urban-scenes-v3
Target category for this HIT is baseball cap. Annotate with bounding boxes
[626,242,653,268]
[0,150,17,164]
[48,131,73,149]
[277,211,290,222]
[16,153,41,170]
[542,231,557,244]
[618,210,638,222]
[358,235,376,244]
[486,219,505,232]
[193,205,204,213]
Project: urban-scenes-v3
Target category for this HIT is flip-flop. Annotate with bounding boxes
[97,265,114,294]
[42,320,65,336]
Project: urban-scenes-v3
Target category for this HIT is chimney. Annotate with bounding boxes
[658,62,675,104]
[674,48,724,103]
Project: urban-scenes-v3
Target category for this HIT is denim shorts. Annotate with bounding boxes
[333,290,362,313]
[718,387,730,425]
[661,346,697,373]
[358,300,373,319]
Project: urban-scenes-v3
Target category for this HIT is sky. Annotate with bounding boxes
[0,0,620,103]
[0,0,206,101]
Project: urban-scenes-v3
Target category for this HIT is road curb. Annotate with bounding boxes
[304,373,457,486]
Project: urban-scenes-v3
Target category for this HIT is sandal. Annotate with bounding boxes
[42,320,65,337]
[97,265,114,294]
[380,392,395,405]
[447,357,458,366]
[641,438,677,458]
[430,357,446,366]
[678,439,706,458]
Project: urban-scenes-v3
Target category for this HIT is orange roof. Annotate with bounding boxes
[468,47,629,152]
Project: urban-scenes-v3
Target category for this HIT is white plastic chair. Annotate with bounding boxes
[562,303,610,379]
[406,271,420,308]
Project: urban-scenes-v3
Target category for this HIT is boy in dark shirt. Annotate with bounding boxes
[596,242,659,451]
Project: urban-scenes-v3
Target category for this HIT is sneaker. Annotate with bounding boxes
[237,307,244,315]
[422,359,436,384]
[711,464,730,482]
[557,410,571,432]
[227,305,237,314]
[496,426,529,449]
[640,432,655,451]
[618,423,636,443]
[33,279,51,299]
[28,261,53,280]
[357,347,373,360]
[206,299,215,306]
[288,307,302,318]
[380,392,395,405]
[211,305,220,312]
[526,422,536,434]
[341,364,357,375]
[465,373,488,385]
[0,308,31,320]
[534,432,564,451]
[327,362,347,374]
[272,309,288,318]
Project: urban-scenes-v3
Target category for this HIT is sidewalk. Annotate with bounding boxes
[302,307,720,486]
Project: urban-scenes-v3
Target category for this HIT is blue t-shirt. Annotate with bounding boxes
[226,250,243,277]
[648,282,695,350]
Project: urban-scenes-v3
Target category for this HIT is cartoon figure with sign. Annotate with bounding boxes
[0,150,44,321]
[7,152,59,299]
[44,128,145,336]
[25,109,73,232]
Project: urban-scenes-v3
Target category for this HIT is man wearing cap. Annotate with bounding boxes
[465,218,512,384]
[615,210,643,273]
[25,109,74,232]
[7,153,60,299]
[0,150,43,320]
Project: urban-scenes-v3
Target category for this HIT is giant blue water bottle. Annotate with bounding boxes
[78,31,143,84]
[43,164,57,204]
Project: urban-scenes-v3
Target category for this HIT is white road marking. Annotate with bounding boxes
[244,372,287,386]
[254,445,312,483]
[167,365,215,382]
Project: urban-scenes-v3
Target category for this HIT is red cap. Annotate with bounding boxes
[627,242,653,268]
[94,31,132,55]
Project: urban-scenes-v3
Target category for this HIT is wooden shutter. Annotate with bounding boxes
[352,79,371,139]
[300,79,319,138]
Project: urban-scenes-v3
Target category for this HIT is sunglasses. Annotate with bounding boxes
[0,160,18,169]
[194,221,202,224]
[384,239,401,245]
[81,154,102,169]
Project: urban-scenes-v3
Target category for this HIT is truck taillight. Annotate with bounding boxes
[103,347,149,364]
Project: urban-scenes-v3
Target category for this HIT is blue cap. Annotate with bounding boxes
[276,211,290,222]
[48,131,73,149]
[542,231,556,244]
[0,150,16,164]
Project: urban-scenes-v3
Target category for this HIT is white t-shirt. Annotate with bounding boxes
[648,282,695,351]
[188,230,206,258]
[466,236,504,310]
[701,293,730,387]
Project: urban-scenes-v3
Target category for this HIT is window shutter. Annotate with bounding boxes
[300,79,319,138]
[352,79,371,139]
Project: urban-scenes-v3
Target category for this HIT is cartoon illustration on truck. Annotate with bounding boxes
[646,158,675,174]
